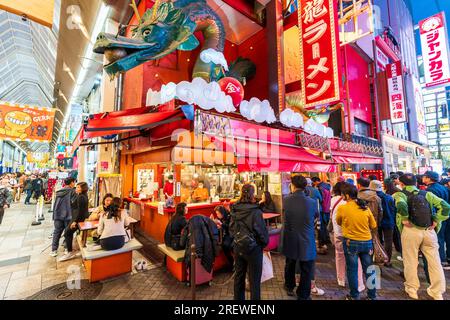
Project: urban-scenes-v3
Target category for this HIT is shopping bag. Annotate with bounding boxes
[372,233,388,265]
[261,251,274,283]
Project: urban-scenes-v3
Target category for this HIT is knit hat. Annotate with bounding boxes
[369,180,383,192]
[424,171,440,182]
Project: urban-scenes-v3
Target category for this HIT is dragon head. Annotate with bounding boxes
[94,0,197,78]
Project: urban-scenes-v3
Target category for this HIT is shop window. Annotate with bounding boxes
[338,0,374,45]
[354,118,371,137]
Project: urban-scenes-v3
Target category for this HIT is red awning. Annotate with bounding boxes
[71,127,84,151]
[89,106,152,120]
[84,109,184,139]
[236,140,337,173]
[332,151,384,164]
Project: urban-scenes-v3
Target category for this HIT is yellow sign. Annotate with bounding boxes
[0,0,54,28]
[27,152,50,164]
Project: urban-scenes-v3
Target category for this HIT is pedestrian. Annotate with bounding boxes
[258,191,276,213]
[87,193,114,221]
[305,178,322,212]
[58,182,89,262]
[368,175,378,181]
[336,183,377,300]
[8,174,18,202]
[0,176,12,224]
[31,174,44,202]
[282,175,317,300]
[331,182,365,290]
[357,177,387,264]
[50,177,76,257]
[393,173,449,300]
[384,177,403,259]
[311,177,331,254]
[370,180,396,267]
[211,205,234,268]
[422,171,450,269]
[23,174,34,205]
[230,183,268,300]
[97,197,132,251]
[164,202,188,251]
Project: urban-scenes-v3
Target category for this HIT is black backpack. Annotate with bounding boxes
[232,214,258,255]
[402,190,433,228]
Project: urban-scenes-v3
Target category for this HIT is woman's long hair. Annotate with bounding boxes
[214,205,229,221]
[77,182,88,194]
[175,202,187,216]
[262,191,274,206]
[107,197,122,222]
[341,184,368,210]
[102,193,114,207]
[332,181,344,196]
[239,184,255,204]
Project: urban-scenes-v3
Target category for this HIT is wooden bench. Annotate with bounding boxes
[158,244,187,282]
[78,237,143,282]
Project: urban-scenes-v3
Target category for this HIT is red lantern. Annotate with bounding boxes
[218,77,244,107]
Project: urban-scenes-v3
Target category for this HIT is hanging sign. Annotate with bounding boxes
[386,61,407,124]
[26,152,50,163]
[298,0,341,108]
[419,12,450,88]
[0,102,56,142]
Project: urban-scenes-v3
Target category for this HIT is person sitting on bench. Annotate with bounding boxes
[97,197,131,251]
[164,202,188,251]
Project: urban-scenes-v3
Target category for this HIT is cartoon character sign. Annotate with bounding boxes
[0,111,32,139]
[0,102,55,142]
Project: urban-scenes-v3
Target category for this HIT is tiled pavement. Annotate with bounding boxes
[1,201,450,300]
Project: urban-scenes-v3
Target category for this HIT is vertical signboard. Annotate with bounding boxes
[419,12,450,88]
[412,76,428,144]
[298,0,341,108]
[386,61,407,124]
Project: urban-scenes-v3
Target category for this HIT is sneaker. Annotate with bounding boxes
[49,251,58,257]
[134,261,142,271]
[443,265,450,271]
[405,290,418,300]
[58,252,76,262]
[311,285,325,296]
[337,279,345,287]
[358,285,365,292]
[397,256,403,262]
[141,261,148,270]
[427,288,444,300]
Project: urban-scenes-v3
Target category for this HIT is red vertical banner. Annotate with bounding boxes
[298,0,341,108]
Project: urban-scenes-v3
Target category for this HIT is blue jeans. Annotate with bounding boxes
[438,220,450,262]
[343,238,377,299]
[24,190,33,204]
[319,212,331,246]
[51,219,70,251]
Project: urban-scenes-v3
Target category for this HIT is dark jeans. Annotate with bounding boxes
[343,238,377,299]
[24,190,33,204]
[64,224,77,252]
[100,235,125,251]
[319,212,331,246]
[285,258,314,300]
[0,207,4,224]
[234,248,263,300]
[393,225,402,254]
[438,220,450,262]
[381,227,394,263]
[51,219,70,251]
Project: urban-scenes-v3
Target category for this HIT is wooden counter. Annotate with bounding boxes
[124,198,222,242]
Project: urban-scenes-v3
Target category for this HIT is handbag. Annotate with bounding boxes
[261,251,274,283]
[372,233,388,264]
[327,197,343,233]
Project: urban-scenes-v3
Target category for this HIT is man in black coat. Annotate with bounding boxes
[282,175,318,300]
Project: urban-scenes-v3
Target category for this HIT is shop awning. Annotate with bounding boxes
[84,109,184,139]
[236,140,337,173]
[332,151,384,164]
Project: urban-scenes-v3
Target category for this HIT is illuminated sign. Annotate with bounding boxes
[386,61,407,124]
[419,12,450,88]
[298,0,341,108]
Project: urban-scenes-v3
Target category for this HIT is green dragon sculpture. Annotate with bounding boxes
[285,94,343,124]
[94,0,254,82]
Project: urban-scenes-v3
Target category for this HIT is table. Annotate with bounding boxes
[78,218,137,247]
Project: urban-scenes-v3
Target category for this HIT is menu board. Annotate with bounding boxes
[137,169,155,197]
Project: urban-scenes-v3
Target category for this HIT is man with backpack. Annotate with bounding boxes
[311,177,331,254]
[422,171,450,270]
[50,177,76,257]
[393,173,449,300]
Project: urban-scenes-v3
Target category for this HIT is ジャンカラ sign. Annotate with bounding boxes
[0,102,56,142]
[419,12,450,88]
[298,0,341,108]
[386,61,407,124]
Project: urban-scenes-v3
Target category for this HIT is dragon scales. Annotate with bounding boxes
[94,0,227,81]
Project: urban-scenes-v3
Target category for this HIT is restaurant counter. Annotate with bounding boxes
[124,198,223,242]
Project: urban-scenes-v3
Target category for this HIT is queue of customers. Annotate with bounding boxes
[50,177,132,260]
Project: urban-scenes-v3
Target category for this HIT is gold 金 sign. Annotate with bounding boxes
[0,0,54,28]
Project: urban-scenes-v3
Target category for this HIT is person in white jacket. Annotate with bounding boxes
[97,197,131,250]
[330,182,365,291]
